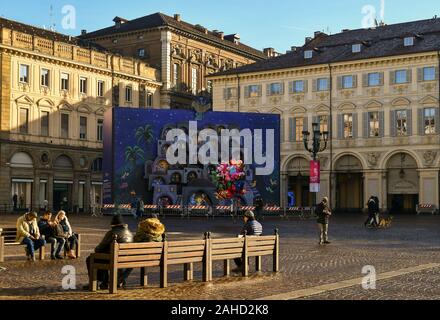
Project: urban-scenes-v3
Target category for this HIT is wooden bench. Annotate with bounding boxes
[89,230,280,294]
[0,227,81,262]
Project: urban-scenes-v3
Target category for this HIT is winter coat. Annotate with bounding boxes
[38,219,55,238]
[16,214,40,243]
[316,202,331,224]
[94,225,133,254]
[368,199,377,215]
[241,220,263,236]
[134,218,165,243]
[59,218,73,237]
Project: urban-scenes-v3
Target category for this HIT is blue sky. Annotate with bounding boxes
[1,0,440,52]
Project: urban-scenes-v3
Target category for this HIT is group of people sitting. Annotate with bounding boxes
[16,211,79,261]
[84,210,263,290]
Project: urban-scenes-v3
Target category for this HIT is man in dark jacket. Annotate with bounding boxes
[85,215,133,290]
[316,197,332,245]
[38,211,65,260]
[365,196,378,227]
[233,211,263,271]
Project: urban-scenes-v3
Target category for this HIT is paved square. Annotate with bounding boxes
[0,214,439,300]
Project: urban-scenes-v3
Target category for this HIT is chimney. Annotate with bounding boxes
[305,37,313,44]
[174,14,181,22]
[81,29,87,35]
[291,46,298,52]
[263,47,276,58]
[213,30,225,40]
[225,34,241,44]
[342,29,350,32]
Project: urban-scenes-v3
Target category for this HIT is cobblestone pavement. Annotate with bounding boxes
[0,213,439,300]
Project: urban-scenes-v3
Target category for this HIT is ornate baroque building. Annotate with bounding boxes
[80,13,267,109]
[0,18,162,212]
[209,18,440,213]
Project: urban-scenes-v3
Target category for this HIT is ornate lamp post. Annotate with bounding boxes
[302,123,329,210]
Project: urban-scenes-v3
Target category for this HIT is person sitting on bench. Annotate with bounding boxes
[16,212,46,262]
[38,211,66,260]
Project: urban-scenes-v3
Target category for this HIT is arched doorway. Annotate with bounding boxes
[386,153,419,214]
[286,157,312,207]
[10,152,34,210]
[335,155,364,212]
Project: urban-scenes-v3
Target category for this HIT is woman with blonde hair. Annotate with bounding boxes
[134,217,165,243]
[54,210,78,259]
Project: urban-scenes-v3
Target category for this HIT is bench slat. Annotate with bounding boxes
[212,242,244,250]
[167,257,204,265]
[211,238,245,244]
[118,242,164,250]
[212,248,243,255]
[118,261,161,269]
[168,240,205,247]
[248,245,275,252]
[212,253,242,260]
[5,242,21,246]
[118,248,163,256]
[248,250,274,257]
[247,236,276,242]
[167,245,205,253]
[167,251,204,260]
[118,254,162,263]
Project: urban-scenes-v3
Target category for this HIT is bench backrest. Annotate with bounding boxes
[211,237,245,261]
[167,239,206,265]
[0,228,17,243]
[246,236,277,257]
[116,242,164,269]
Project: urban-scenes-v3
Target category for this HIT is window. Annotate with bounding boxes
[247,85,261,98]
[352,44,361,53]
[97,81,105,97]
[191,68,198,95]
[291,80,305,93]
[424,108,436,134]
[423,67,436,81]
[125,86,132,102]
[224,87,237,100]
[41,111,49,137]
[80,116,87,140]
[269,83,283,95]
[80,77,88,94]
[342,75,354,89]
[369,112,380,137]
[404,37,414,47]
[395,70,408,84]
[61,113,69,138]
[41,69,50,87]
[343,114,353,139]
[92,158,103,172]
[19,108,29,134]
[97,119,104,142]
[318,115,328,133]
[138,48,145,57]
[61,73,69,91]
[396,110,408,136]
[317,78,329,91]
[295,118,304,142]
[19,64,29,83]
[147,92,153,107]
[173,63,181,86]
[368,73,381,86]
[304,50,313,59]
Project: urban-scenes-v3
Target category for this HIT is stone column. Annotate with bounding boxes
[419,169,439,206]
[363,170,383,210]
[72,177,79,213]
[32,174,40,211]
[85,176,91,214]
[160,30,172,108]
[317,171,330,206]
[47,175,54,211]
[280,172,288,207]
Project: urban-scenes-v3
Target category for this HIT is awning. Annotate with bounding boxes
[92,181,103,186]
[11,178,34,183]
[54,180,74,185]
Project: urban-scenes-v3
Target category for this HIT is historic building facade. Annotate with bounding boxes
[0,18,162,212]
[210,19,440,213]
[80,13,266,109]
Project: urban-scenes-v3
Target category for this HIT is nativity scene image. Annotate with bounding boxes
[144,123,262,207]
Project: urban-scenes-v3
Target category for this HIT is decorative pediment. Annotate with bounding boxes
[314,104,330,114]
[391,97,411,107]
[95,107,106,116]
[289,106,307,114]
[337,102,357,111]
[419,95,438,105]
[364,100,383,109]
[15,95,33,105]
[77,104,92,114]
[269,107,283,115]
[37,98,55,108]
[57,101,74,111]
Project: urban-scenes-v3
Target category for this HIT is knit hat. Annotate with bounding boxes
[139,218,165,237]
[111,214,124,226]
[244,211,255,219]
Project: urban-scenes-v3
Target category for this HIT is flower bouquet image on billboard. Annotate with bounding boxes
[103,108,280,208]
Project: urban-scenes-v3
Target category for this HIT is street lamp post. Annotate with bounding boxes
[302,123,329,211]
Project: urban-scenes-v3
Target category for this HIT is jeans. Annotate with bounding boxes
[45,237,66,257]
[318,223,329,243]
[21,237,46,257]
[64,234,78,252]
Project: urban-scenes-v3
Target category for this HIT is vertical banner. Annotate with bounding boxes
[310,160,320,193]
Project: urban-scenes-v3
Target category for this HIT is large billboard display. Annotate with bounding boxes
[103,108,280,207]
